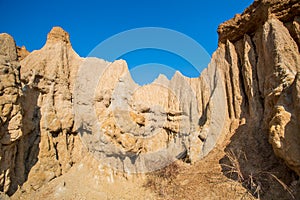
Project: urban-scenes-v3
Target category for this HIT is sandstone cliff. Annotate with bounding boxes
[0,0,299,199]
[0,27,85,195]
[218,0,300,176]
[18,27,85,193]
[0,33,23,195]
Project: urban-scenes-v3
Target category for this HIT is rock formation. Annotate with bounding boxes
[0,27,85,195]
[218,0,300,176]
[0,33,23,195]
[16,46,29,61]
[18,27,85,192]
[74,55,225,173]
[0,0,299,198]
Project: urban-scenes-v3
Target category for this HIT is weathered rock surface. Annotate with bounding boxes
[0,27,85,196]
[75,56,225,172]
[0,33,23,195]
[217,0,300,176]
[218,0,300,44]
[18,27,85,192]
[16,46,29,61]
[74,0,300,177]
[0,0,299,198]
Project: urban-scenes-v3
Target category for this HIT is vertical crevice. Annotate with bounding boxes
[225,41,238,119]
[224,73,233,119]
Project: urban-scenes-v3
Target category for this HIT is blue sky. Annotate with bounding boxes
[0,0,253,84]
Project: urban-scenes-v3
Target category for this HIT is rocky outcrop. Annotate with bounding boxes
[218,0,300,45]
[217,0,300,175]
[73,0,300,176]
[0,33,23,195]
[16,46,29,61]
[18,27,85,192]
[0,27,85,195]
[0,0,299,198]
[74,56,225,172]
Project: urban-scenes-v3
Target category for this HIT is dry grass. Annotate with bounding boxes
[143,156,254,200]
[144,162,180,198]
[221,149,296,199]
[267,172,295,199]
[221,149,245,182]
[143,146,298,200]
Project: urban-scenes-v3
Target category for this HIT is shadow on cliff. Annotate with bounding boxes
[219,118,299,199]
[8,86,41,195]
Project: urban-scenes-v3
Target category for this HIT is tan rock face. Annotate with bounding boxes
[0,33,23,195]
[0,0,299,197]
[74,54,226,172]
[16,46,29,61]
[218,0,300,175]
[18,26,85,192]
[217,0,299,44]
[46,27,71,45]
[0,27,85,195]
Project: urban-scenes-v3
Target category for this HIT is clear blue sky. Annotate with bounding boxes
[0,0,253,84]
